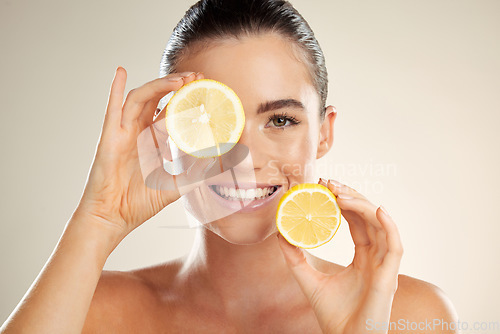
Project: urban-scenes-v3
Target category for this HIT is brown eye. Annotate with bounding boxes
[272,117,287,127]
[266,113,300,129]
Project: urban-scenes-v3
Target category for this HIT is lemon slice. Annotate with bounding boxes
[165,79,245,158]
[276,183,341,249]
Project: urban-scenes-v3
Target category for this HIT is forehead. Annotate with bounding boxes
[175,33,319,113]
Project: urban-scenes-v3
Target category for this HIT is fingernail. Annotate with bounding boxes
[337,193,353,200]
[168,77,183,82]
[380,205,391,217]
[195,72,203,76]
[319,178,327,186]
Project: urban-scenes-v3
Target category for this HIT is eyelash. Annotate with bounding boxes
[266,112,301,129]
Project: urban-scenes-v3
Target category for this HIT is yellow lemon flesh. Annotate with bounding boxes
[165,79,245,158]
[276,183,341,249]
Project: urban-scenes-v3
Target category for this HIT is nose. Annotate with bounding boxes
[236,123,267,172]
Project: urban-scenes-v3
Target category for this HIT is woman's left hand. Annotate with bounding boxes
[277,178,403,334]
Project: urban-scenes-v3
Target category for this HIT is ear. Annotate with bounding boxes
[316,105,337,159]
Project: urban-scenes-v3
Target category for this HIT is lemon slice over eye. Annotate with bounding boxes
[276,183,341,249]
[165,79,245,158]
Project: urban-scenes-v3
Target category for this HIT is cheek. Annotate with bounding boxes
[273,130,318,185]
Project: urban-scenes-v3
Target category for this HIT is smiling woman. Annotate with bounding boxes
[0,0,460,333]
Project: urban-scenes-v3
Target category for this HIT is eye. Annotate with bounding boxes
[273,116,288,127]
[266,112,301,129]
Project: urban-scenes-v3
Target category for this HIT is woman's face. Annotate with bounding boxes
[173,33,334,244]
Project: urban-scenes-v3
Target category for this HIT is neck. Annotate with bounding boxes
[180,227,309,310]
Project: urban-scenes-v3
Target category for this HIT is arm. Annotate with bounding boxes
[0,215,123,334]
[0,68,204,334]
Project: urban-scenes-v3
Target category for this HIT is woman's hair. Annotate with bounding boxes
[160,0,328,119]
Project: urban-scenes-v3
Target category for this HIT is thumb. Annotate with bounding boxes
[277,233,325,299]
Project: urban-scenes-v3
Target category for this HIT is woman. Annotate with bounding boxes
[1,0,458,333]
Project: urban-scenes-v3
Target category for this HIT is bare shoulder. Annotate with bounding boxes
[393,274,458,317]
[82,259,183,333]
[309,256,460,333]
[389,275,459,333]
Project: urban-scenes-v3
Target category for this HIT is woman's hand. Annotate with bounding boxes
[74,67,204,238]
[277,179,403,334]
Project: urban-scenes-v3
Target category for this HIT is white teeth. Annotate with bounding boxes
[246,189,255,199]
[214,186,276,200]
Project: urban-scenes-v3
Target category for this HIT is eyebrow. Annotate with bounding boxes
[256,99,305,114]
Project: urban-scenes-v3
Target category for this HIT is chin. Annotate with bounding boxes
[205,214,278,245]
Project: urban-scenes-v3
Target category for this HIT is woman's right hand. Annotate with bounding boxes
[73,68,204,239]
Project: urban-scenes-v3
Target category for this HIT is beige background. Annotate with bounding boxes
[1,0,499,329]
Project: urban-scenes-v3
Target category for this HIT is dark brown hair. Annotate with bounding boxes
[160,0,328,118]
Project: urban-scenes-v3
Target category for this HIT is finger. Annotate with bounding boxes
[334,193,392,270]
[325,179,365,199]
[319,178,371,246]
[137,124,173,188]
[327,181,388,259]
[137,121,169,176]
[138,72,204,130]
[325,179,381,230]
[137,125,202,196]
[151,72,206,124]
[373,220,388,264]
[377,206,403,272]
[330,181,382,231]
[104,66,127,129]
[120,72,196,130]
[377,206,403,256]
[140,97,169,130]
[320,179,372,214]
[332,192,384,248]
[277,233,325,299]
[144,72,204,123]
[191,71,205,81]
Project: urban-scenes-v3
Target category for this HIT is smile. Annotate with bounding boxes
[209,185,280,201]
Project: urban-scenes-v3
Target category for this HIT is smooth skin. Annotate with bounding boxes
[1,34,458,334]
